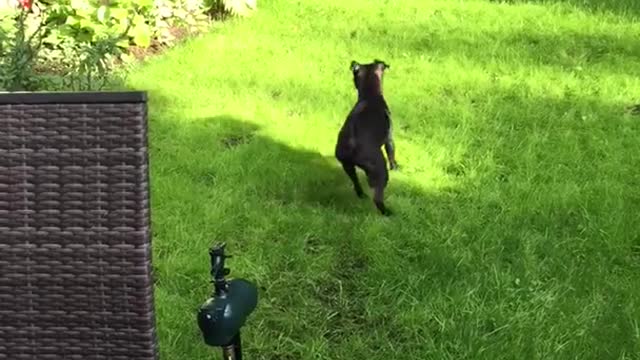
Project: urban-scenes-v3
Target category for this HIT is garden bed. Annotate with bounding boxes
[0,0,257,92]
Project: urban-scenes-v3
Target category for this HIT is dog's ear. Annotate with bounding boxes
[374,59,390,70]
[350,60,360,72]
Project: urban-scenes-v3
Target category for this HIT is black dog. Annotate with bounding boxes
[335,59,398,216]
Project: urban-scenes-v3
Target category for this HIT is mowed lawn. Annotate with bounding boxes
[123,0,640,359]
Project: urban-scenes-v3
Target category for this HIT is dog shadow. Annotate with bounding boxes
[148,113,438,218]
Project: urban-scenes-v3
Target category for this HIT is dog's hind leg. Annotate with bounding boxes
[363,152,392,216]
[372,183,391,216]
[341,161,366,198]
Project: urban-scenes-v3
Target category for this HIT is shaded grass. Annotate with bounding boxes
[501,0,640,19]
[122,0,640,359]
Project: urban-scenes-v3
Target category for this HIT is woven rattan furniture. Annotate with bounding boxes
[0,92,158,359]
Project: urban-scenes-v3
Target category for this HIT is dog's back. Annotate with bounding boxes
[341,96,390,148]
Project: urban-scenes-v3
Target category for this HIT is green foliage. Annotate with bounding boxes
[43,0,157,50]
[0,0,256,91]
[0,6,47,90]
[56,30,128,91]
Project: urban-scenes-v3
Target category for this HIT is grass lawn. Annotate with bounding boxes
[122,0,640,358]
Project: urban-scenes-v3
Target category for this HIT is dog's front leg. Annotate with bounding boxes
[384,126,398,170]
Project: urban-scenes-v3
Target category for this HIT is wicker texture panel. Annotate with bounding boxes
[0,94,157,360]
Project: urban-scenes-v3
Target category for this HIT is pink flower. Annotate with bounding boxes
[19,0,32,10]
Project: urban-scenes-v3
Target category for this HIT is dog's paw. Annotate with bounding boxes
[389,162,399,171]
[357,192,368,199]
[380,207,393,216]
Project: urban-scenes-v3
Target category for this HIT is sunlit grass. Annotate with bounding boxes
[124,0,640,358]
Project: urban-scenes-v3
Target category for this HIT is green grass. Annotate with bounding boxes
[123,0,640,358]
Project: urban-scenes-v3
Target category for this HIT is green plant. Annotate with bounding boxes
[0,0,129,91]
[45,0,151,48]
[0,2,49,91]
[57,24,131,91]
[49,0,212,53]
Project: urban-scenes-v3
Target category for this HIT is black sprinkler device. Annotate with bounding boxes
[197,243,258,360]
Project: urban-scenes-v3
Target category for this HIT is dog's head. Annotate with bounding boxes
[350,59,390,96]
